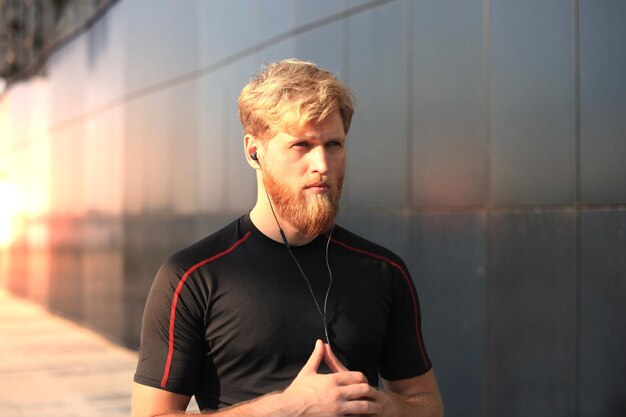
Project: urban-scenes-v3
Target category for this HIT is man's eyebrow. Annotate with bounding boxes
[296,132,345,140]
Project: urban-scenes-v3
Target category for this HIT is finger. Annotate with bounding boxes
[324,343,349,373]
[339,398,383,415]
[332,370,369,386]
[340,383,378,401]
[299,339,325,375]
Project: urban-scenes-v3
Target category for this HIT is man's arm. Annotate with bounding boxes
[131,383,191,417]
[130,383,301,417]
[323,344,443,417]
[131,339,381,417]
[131,339,443,417]
[379,371,444,417]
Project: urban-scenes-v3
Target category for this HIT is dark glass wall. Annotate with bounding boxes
[1,1,624,416]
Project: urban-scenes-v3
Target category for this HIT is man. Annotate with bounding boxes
[131,59,443,417]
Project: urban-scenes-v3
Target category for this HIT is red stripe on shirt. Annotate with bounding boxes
[160,231,252,388]
[330,238,429,368]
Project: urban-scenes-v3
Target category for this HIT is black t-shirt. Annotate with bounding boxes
[134,214,431,410]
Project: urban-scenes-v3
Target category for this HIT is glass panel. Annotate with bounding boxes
[141,94,172,213]
[490,211,576,417]
[223,57,259,212]
[491,0,575,205]
[169,82,200,215]
[196,73,227,213]
[337,212,409,260]
[257,0,296,41]
[580,209,626,416]
[580,2,626,203]
[295,21,344,75]
[346,1,408,208]
[410,212,486,417]
[123,99,147,215]
[295,0,343,26]
[411,0,486,206]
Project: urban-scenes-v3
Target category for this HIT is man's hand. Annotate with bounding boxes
[282,339,382,416]
[132,340,442,417]
[286,340,444,417]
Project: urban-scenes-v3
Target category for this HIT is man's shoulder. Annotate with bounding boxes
[331,225,406,268]
[165,215,250,270]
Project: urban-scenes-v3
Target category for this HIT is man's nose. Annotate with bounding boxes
[309,146,329,174]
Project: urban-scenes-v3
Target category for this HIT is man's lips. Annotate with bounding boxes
[304,182,331,192]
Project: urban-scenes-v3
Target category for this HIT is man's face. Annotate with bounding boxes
[260,110,346,238]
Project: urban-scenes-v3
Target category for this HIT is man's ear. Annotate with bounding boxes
[244,134,260,169]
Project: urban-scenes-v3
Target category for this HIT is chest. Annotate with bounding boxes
[200,246,396,379]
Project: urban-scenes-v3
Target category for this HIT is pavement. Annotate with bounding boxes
[0,289,198,417]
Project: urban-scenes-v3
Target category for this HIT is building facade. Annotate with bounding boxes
[0,1,625,416]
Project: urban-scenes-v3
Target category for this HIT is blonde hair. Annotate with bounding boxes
[238,59,355,140]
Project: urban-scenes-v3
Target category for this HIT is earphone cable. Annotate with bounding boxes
[264,189,333,345]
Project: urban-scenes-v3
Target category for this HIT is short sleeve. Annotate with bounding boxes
[133,257,208,395]
[378,262,432,381]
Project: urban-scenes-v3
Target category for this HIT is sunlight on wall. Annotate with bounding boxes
[0,78,53,248]
[0,174,20,247]
[0,103,18,247]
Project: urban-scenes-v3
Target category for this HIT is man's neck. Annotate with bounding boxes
[249,204,317,246]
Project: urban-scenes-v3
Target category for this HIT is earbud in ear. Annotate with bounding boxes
[250,151,258,162]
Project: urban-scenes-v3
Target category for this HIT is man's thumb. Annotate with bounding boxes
[299,339,325,375]
[324,343,349,373]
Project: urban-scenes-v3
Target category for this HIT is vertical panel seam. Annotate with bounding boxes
[405,0,413,262]
[342,0,350,88]
[573,0,582,416]
[406,0,413,210]
[483,0,493,416]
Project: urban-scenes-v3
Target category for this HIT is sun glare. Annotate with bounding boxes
[0,175,20,247]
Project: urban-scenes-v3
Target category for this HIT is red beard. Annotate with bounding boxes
[262,166,343,238]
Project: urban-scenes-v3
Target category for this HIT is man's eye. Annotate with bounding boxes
[293,142,309,148]
[326,141,343,148]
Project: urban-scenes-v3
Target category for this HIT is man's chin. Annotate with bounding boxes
[291,208,338,238]
[298,220,335,238]
[267,184,340,237]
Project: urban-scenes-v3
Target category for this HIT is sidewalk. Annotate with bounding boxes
[0,289,199,417]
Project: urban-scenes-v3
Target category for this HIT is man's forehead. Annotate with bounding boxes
[285,112,345,139]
